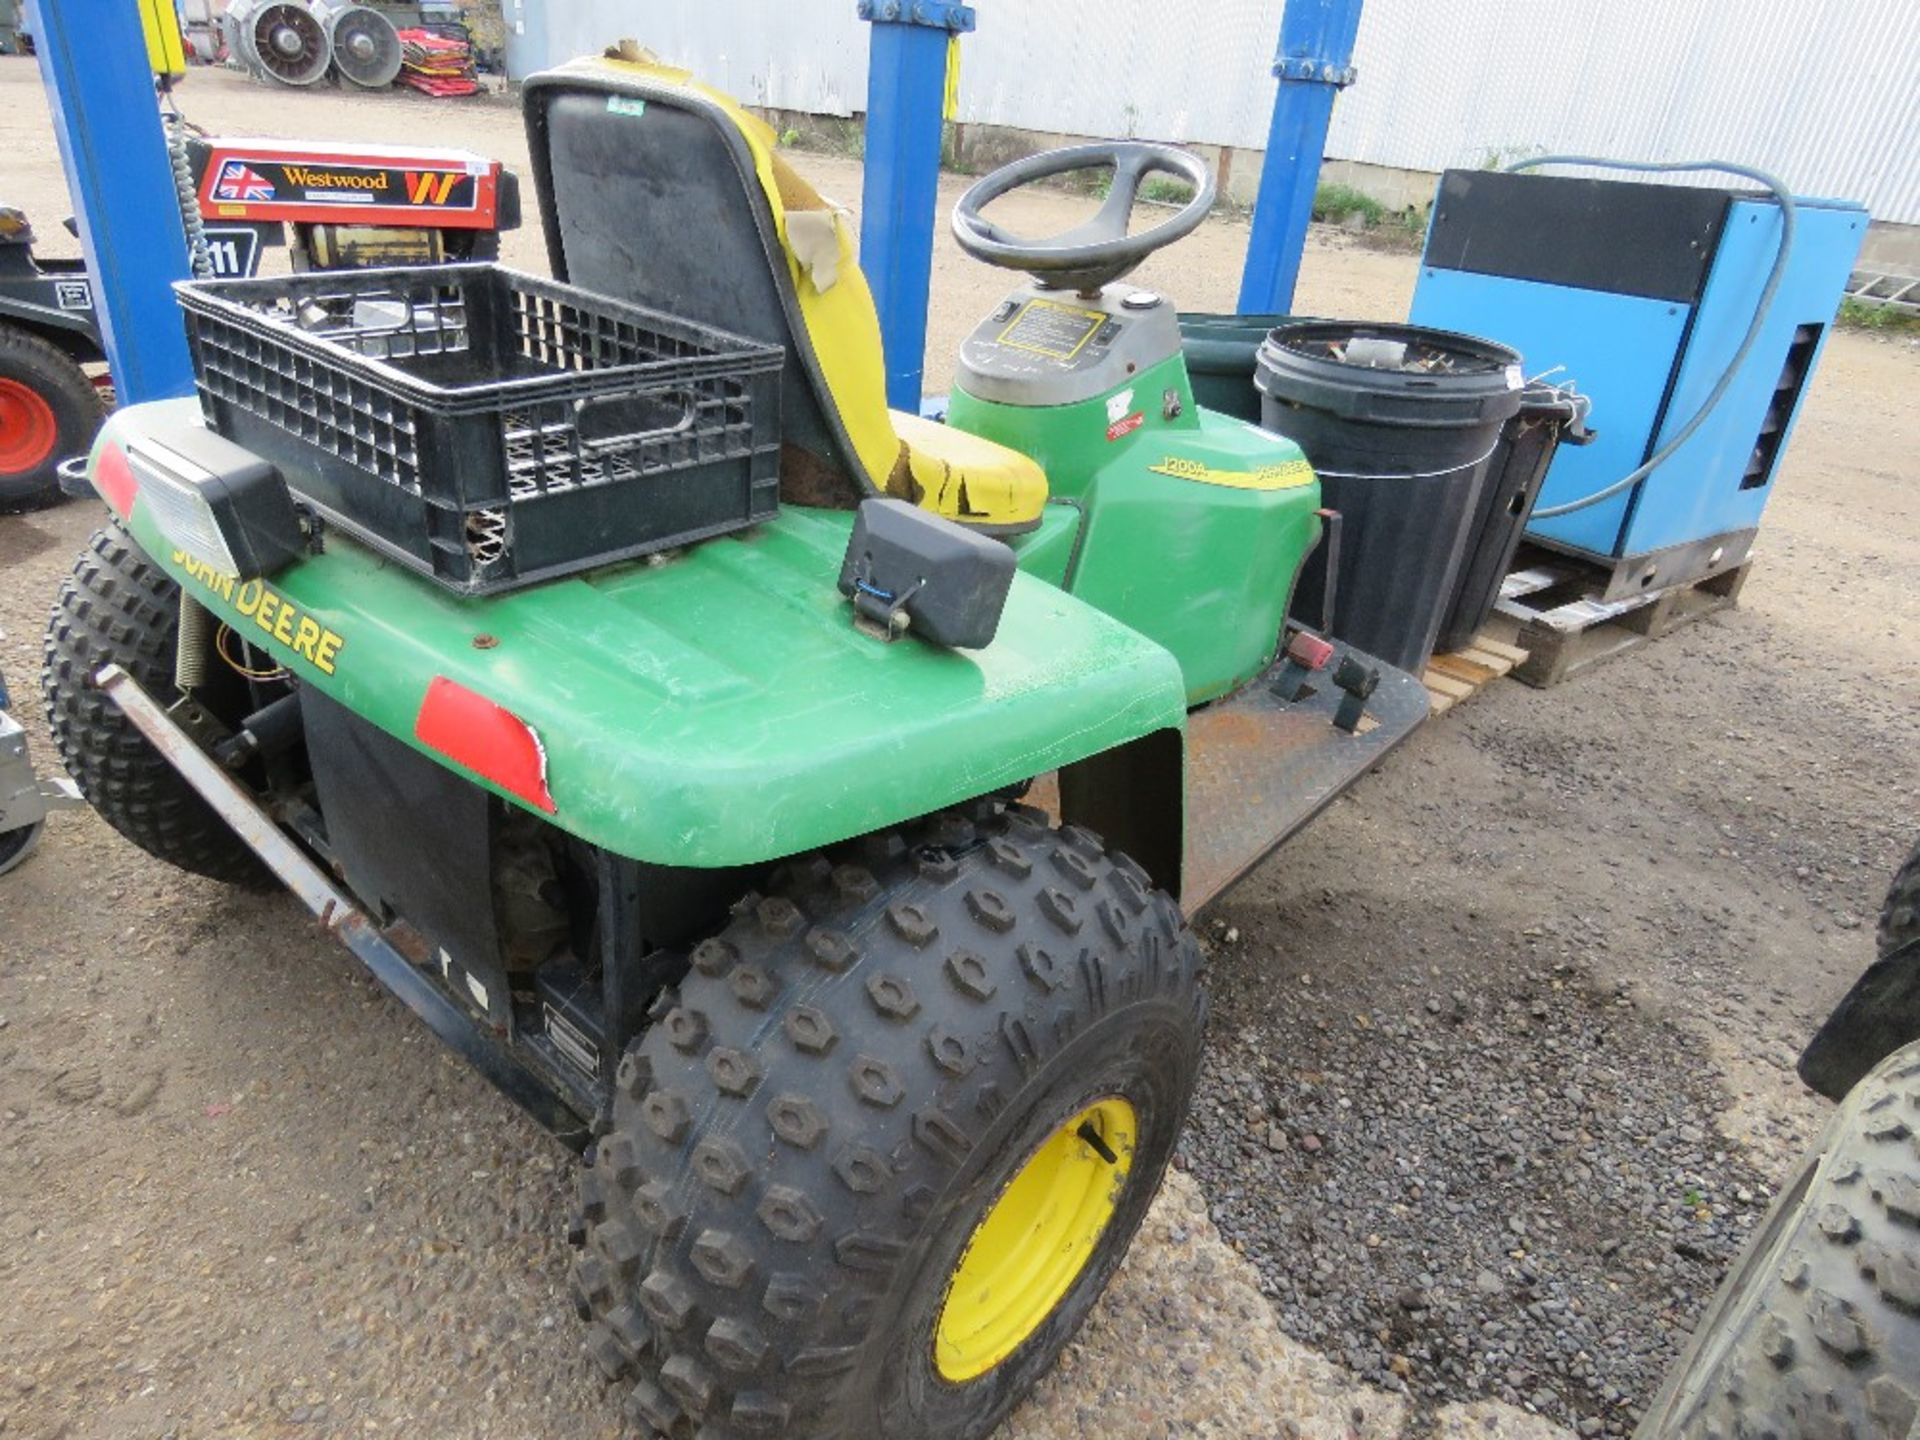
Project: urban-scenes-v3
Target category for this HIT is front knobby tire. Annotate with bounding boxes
[573,806,1205,1440]
[1635,1042,1920,1440]
[42,524,269,887]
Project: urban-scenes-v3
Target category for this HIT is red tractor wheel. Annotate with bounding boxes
[0,324,103,510]
[0,377,58,471]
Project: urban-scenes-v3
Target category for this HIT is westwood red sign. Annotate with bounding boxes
[197,140,503,230]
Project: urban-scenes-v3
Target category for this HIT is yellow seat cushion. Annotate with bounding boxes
[889,410,1049,534]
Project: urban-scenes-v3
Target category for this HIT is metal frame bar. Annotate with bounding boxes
[596,850,647,1065]
[857,0,975,412]
[1237,0,1365,314]
[95,664,591,1148]
[27,0,196,402]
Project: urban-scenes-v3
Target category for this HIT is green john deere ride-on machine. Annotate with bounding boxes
[42,56,1429,1439]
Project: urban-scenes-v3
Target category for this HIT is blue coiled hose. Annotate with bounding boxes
[1503,155,1797,519]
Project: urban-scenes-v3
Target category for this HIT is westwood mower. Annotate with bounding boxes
[45,56,1435,1438]
[0,201,105,507]
[0,131,514,507]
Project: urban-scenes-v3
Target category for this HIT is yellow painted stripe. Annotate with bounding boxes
[1147,456,1315,491]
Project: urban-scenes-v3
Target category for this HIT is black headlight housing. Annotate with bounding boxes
[126,421,306,581]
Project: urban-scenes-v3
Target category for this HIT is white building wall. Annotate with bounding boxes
[518,0,1920,223]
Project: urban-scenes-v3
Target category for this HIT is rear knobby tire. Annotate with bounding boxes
[573,806,1204,1440]
[1881,841,1920,958]
[0,323,101,509]
[42,524,269,886]
[1635,1041,1920,1440]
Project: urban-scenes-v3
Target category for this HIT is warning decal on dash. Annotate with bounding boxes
[997,299,1105,361]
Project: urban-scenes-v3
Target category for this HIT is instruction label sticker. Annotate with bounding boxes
[1147,456,1316,491]
[997,299,1104,361]
[606,96,648,117]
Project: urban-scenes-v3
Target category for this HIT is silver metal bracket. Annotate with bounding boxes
[857,0,976,31]
[0,709,83,834]
[164,693,238,760]
[1273,55,1357,86]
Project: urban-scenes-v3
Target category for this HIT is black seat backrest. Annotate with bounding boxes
[524,70,873,507]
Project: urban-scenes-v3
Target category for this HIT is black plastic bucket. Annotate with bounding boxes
[1179,312,1293,423]
[1434,383,1592,655]
[1257,321,1524,674]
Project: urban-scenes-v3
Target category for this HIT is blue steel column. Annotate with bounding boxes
[857,0,974,413]
[1237,0,1364,314]
[28,0,195,402]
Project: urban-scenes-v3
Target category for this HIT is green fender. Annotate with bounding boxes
[98,401,1189,878]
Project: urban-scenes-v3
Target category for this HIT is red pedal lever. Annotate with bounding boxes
[1273,628,1337,702]
[1286,631,1336,671]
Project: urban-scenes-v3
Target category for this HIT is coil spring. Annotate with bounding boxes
[166,111,214,280]
[175,593,212,691]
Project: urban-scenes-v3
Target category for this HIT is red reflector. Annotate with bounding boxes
[413,675,557,814]
[1286,631,1337,670]
[94,443,137,518]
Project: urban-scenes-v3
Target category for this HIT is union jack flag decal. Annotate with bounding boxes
[213,161,275,202]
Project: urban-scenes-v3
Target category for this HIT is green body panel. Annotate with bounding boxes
[105,401,1187,869]
[947,354,1323,704]
[1006,502,1083,586]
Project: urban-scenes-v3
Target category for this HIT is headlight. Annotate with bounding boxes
[124,423,305,581]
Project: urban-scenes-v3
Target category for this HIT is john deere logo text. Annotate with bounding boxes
[171,551,347,675]
[405,171,461,204]
[282,166,389,191]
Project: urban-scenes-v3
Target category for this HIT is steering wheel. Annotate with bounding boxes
[951,142,1216,293]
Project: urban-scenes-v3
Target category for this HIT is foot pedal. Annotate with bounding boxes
[1331,654,1379,733]
[1272,629,1336,702]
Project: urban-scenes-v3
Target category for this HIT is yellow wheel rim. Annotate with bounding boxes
[933,1097,1137,1382]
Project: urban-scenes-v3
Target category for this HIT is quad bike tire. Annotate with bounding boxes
[0,323,101,509]
[1881,841,1920,958]
[0,819,44,875]
[42,524,270,887]
[573,806,1205,1440]
[1634,1041,1920,1440]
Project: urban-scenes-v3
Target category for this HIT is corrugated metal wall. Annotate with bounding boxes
[517,0,1920,223]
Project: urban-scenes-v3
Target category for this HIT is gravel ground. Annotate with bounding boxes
[3,58,1918,1440]
[1187,959,1775,1437]
[1192,340,1920,1437]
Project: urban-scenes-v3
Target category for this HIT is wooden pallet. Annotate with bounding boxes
[1495,556,1752,687]
[1421,634,1529,716]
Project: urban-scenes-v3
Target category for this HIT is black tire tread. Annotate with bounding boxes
[41,524,268,886]
[1636,1041,1920,1440]
[1880,841,1920,959]
[575,806,1203,1439]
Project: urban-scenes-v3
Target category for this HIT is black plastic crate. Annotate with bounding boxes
[176,264,784,594]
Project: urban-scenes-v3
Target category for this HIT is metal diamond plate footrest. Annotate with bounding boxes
[1181,641,1429,913]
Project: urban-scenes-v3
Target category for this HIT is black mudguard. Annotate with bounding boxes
[1797,937,1920,1101]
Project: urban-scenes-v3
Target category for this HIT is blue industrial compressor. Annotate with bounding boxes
[1410,169,1866,599]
